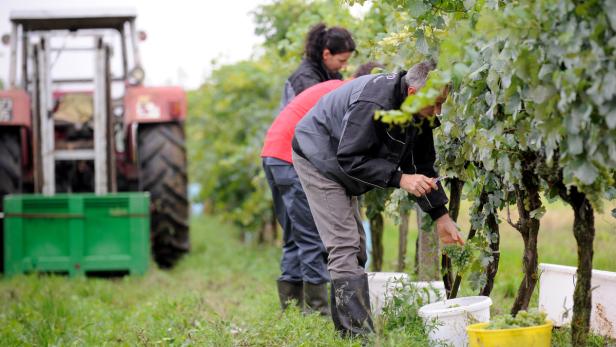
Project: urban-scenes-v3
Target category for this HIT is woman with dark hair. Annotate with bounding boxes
[279,23,356,109]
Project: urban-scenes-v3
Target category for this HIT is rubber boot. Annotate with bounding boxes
[277,280,303,310]
[330,281,343,329]
[303,282,330,316]
[330,274,374,337]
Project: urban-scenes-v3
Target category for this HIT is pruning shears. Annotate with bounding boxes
[433,175,450,184]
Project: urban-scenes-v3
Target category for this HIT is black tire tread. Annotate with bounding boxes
[138,123,189,269]
[0,129,22,274]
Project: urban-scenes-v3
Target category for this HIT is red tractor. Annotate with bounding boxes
[0,9,189,270]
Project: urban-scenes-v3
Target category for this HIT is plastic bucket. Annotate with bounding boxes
[467,320,553,347]
[419,296,492,347]
[539,263,616,338]
[367,272,445,315]
[412,281,447,303]
[367,272,409,314]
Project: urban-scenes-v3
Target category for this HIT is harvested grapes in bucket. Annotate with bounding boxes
[485,310,548,330]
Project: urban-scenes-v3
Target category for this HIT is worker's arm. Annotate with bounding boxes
[336,101,402,189]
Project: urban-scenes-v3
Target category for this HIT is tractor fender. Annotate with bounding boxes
[123,86,186,164]
[0,89,31,127]
[0,90,31,171]
[124,86,187,125]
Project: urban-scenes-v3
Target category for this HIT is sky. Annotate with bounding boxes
[0,0,271,90]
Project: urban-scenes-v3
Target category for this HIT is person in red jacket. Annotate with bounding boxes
[262,63,380,315]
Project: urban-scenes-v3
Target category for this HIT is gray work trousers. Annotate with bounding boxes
[292,151,368,280]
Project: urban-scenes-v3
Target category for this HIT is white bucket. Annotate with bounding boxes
[412,281,447,303]
[367,272,409,314]
[538,263,616,338]
[419,296,492,347]
[367,272,446,315]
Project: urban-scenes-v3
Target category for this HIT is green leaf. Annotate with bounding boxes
[529,206,546,219]
[530,85,555,104]
[415,29,429,55]
[574,161,599,185]
[567,103,592,134]
[567,135,584,155]
[601,72,616,101]
[452,63,470,84]
[464,0,476,10]
[603,0,616,31]
[407,0,429,17]
[538,64,554,80]
[468,64,489,80]
[606,105,616,129]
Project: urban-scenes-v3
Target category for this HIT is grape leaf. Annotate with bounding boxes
[574,161,599,185]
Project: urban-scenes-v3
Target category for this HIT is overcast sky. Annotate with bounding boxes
[0,0,271,90]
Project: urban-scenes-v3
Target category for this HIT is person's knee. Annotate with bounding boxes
[328,248,363,275]
[300,260,330,283]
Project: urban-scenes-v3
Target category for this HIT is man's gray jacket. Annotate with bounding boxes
[292,71,448,220]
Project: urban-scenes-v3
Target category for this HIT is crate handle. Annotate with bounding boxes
[4,213,84,219]
[108,211,148,218]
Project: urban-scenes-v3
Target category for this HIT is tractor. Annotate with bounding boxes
[0,9,189,270]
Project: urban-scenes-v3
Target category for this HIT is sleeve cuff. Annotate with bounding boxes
[388,171,402,188]
[427,206,448,221]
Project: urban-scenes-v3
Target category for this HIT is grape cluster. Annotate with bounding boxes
[443,244,472,269]
[485,310,548,330]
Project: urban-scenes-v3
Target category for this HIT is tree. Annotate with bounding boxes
[188,58,283,237]
[365,1,615,344]
[436,0,615,343]
[188,0,376,239]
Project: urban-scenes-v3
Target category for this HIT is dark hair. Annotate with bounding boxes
[304,23,355,63]
[353,62,384,78]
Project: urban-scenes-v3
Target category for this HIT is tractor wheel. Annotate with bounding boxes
[138,123,189,269]
[0,128,22,273]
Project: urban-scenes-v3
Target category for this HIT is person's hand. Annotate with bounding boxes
[399,174,438,197]
[435,214,464,245]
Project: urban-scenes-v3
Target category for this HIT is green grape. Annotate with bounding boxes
[443,244,472,269]
[485,310,548,330]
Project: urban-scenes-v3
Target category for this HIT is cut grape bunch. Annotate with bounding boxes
[442,243,473,270]
[485,310,548,330]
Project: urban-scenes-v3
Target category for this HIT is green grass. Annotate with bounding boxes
[0,199,614,346]
[0,217,360,346]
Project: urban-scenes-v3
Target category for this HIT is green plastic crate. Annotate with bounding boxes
[3,193,150,277]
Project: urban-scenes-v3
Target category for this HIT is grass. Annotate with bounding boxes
[0,217,357,346]
[0,199,614,346]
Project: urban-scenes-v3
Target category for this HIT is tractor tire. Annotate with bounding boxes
[0,129,22,273]
[138,123,189,269]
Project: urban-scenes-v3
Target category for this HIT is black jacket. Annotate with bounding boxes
[292,71,448,220]
[279,59,343,110]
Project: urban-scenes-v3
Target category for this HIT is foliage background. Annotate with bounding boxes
[187,0,378,232]
[188,1,614,343]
